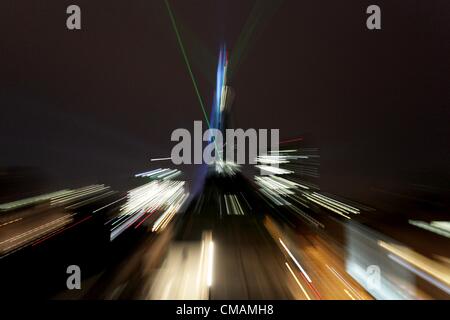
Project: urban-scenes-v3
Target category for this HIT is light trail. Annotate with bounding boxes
[326,264,363,300]
[164,0,210,128]
[279,238,312,283]
[344,289,356,300]
[379,240,450,288]
[207,240,214,287]
[31,215,92,246]
[94,196,127,214]
[150,157,173,162]
[0,218,22,228]
[134,210,155,229]
[285,262,311,300]
[280,137,304,144]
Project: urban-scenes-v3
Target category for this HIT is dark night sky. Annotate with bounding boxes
[0,1,449,196]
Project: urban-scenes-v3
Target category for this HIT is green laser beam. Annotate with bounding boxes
[164,0,223,161]
[164,0,211,128]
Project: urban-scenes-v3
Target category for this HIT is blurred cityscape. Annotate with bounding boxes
[1,49,449,300]
[1,146,449,300]
[1,0,449,302]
